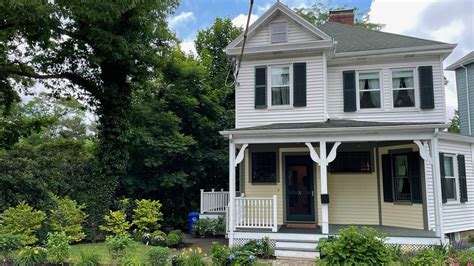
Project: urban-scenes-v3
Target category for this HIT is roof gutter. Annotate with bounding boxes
[220,123,449,137]
[332,44,457,59]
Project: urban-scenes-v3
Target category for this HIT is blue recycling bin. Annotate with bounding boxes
[187,212,200,234]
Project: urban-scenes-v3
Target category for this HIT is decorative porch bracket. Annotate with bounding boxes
[327,142,342,164]
[304,141,342,166]
[414,140,432,164]
[305,142,321,164]
[234,144,248,167]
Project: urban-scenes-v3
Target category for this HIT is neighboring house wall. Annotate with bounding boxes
[438,139,474,233]
[236,55,325,128]
[455,63,474,135]
[327,56,446,123]
[378,144,425,230]
[245,14,320,48]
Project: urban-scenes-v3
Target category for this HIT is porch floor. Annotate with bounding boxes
[237,224,437,238]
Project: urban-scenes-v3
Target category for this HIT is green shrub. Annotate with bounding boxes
[192,219,213,237]
[212,215,226,236]
[448,248,474,265]
[229,246,257,265]
[0,202,46,245]
[100,210,131,235]
[318,226,391,265]
[16,247,47,266]
[49,194,87,243]
[132,199,163,233]
[209,242,231,265]
[45,232,70,264]
[0,233,23,260]
[176,248,205,266]
[409,247,447,265]
[147,246,171,265]
[105,232,132,262]
[121,255,146,266]
[150,230,167,246]
[166,232,181,247]
[75,249,101,266]
[260,237,273,258]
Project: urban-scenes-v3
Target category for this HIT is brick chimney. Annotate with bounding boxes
[328,9,355,25]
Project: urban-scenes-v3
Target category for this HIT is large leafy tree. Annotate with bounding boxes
[294,3,384,30]
[0,0,178,230]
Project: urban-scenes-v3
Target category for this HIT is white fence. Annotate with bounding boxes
[234,195,278,232]
[200,189,229,213]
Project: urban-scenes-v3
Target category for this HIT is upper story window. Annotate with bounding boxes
[392,69,415,108]
[271,22,288,43]
[358,71,381,109]
[442,155,457,201]
[270,66,291,106]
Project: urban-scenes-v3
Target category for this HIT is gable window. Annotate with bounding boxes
[329,151,372,172]
[251,152,277,183]
[358,72,381,109]
[271,22,288,43]
[393,154,411,201]
[392,69,415,108]
[270,66,291,106]
[442,155,457,201]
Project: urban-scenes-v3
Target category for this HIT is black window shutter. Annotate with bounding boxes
[255,66,267,109]
[343,70,356,112]
[419,66,435,109]
[458,154,468,203]
[409,152,422,203]
[382,154,393,202]
[439,153,447,203]
[293,62,307,107]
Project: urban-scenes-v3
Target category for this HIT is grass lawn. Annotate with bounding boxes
[69,241,155,264]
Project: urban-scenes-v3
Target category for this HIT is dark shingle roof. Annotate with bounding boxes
[318,21,447,53]
[227,119,444,132]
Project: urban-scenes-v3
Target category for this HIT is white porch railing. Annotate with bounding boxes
[234,195,278,232]
[200,189,229,213]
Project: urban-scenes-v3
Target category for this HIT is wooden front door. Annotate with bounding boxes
[285,155,315,222]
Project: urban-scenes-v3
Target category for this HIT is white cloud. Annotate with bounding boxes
[231,13,259,28]
[168,11,195,30]
[369,0,474,119]
[180,39,196,56]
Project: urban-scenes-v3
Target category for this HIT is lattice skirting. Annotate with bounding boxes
[385,243,436,253]
[233,238,277,250]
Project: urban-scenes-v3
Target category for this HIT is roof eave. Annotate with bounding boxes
[446,58,474,71]
[220,123,448,138]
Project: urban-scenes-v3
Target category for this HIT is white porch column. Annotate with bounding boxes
[320,141,329,234]
[305,141,340,235]
[228,136,236,246]
[430,136,445,240]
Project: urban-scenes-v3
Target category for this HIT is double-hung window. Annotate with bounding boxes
[271,22,288,43]
[393,154,411,202]
[442,155,457,201]
[392,69,416,108]
[358,71,381,109]
[270,66,291,106]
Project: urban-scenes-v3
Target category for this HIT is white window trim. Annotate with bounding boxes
[443,154,461,205]
[270,21,288,44]
[267,64,293,109]
[356,70,383,111]
[390,67,419,110]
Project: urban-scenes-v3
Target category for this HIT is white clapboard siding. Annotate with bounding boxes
[438,139,474,233]
[245,14,317,48]
[425,155,436,231]
[326,56,446,123]
[236,55,325,128]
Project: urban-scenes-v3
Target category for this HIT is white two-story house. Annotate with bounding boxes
[199,2,473,258]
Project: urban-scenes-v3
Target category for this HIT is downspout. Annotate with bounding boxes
[461,64,471,135]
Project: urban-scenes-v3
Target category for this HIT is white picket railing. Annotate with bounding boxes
[234,195,278,232]
[200,189,229,213]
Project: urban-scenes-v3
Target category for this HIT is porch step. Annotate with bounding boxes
[275,249,320,259]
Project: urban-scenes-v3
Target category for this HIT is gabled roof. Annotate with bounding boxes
[225,1,332,51]
[446,51,474,70]
[318,21,454,54]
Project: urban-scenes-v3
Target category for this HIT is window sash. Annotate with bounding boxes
[269,65,291,106]
[357,71,381,109]
[271,22,287,43]
[392,154,412,202]
[443,155,458,201]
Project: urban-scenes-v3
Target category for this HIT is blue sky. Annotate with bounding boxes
[170,0,372,46]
